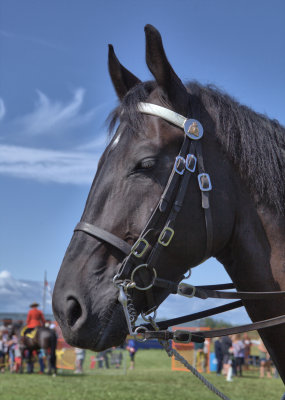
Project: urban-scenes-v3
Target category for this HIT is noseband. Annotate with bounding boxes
[74,102,285,340]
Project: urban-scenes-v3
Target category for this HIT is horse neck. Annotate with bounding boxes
[217,189,285,380]
[256,207,285,288]
[217,191,285,293]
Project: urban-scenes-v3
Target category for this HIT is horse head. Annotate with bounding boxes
[52,25,238,351]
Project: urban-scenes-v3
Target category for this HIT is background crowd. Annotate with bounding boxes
[213,333,278,380]
[0,309,280,378]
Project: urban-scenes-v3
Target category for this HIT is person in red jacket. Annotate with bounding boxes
[26,302,45,329]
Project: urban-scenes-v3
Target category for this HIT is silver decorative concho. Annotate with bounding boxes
[184,119,203,140]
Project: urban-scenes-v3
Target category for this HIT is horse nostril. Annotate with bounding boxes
[66,297,82,328]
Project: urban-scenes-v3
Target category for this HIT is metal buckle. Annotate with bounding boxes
[131,238,149,258]
[177,283,196,298]
[185,154,197,172]
[174,156,185,175]
[173,330,192,343]
[198,173,212,191]
[130,264,157,291]
[184,119,203,140]
[158,227,175,247]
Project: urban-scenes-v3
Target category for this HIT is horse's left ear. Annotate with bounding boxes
[144,24,189,115]
[108,44,141,100]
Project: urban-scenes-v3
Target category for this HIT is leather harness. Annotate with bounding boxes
[74,102,285,344]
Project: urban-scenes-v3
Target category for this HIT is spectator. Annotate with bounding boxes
[38,349,46,374]
[98,349,111,369]
[214,338,223,375]
[7,332,18,372]
[243,333,251,370]
[2,331,9,371]
[232,334,245,377]
[226,344,235,382]
[203,338,210,372]
[0,332,5,372]
[14,343,22,373]
[126,338,137,370]
[221,335,232,377]
[74,348,86,373]
[258,340,272,378]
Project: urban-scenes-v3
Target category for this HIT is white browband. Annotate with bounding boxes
[137,102,204,141]
[138,102,186,129]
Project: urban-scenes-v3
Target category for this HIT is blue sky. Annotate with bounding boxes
[0,1,284,308]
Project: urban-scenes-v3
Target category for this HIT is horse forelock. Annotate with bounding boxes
[107,81,163,138]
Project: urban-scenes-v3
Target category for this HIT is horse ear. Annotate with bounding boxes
[108,44,141,100]
[144,24,189,115]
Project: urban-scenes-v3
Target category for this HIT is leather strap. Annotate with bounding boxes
[74,222,132,255]
[196,140,213,260]
[142,300,243,331]
[191,286,285,300]
[143,330,204,343]
[159,135,190,212]
[138,102,187,129]
[199,313,285,338]
[155,277,285,301]
[142,313,285,342]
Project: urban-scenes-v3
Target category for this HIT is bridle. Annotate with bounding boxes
[74,102,285,343]
[75,101,213,327]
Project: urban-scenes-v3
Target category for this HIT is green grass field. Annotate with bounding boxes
[0,350,284,400]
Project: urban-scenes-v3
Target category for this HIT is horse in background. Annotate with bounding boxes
[9,322,57,375]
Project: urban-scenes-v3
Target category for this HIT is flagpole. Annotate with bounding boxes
[43,270,47,315]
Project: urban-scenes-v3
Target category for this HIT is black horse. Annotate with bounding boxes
[11,323,57,375]
[52,25,285,381]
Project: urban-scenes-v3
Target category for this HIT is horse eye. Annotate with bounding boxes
[135,158,156,171]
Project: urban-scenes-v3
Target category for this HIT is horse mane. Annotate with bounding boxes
[108,81,285,216]
[187,82,285,216]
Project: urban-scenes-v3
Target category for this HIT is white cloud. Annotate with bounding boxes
[0,270,52,314]
[0,29,65,51]
[0,144,99,184]
[14,88,97,136]
[0,98,6,120]
[0,89,109,183]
